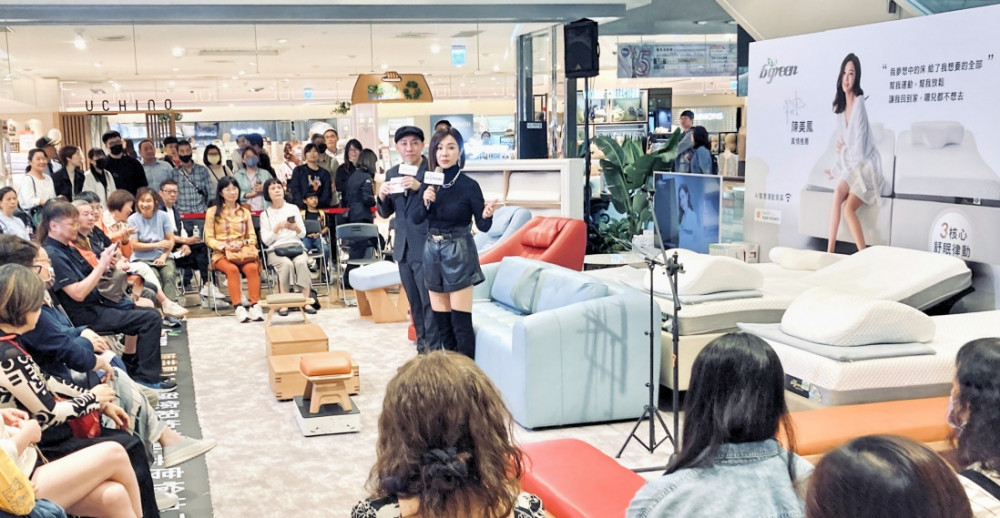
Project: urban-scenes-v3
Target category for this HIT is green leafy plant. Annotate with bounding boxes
[332,102,351,115]
[593,129,681,250]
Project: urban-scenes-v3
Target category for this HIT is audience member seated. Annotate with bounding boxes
[101,190,137,260]
[259,179,315,315]
[37,201,173,392]
[0,234,215,472]
[627,332,813,518]
[352,351,547,518]
[0,186,31,240]
[204,177,263,323]
[949,338,1000,516]
[805,435,973,518]
[0,264,160,517]
[126,188,186,316]
[300,190,331,262]
[157,179,222,305]
[1,407,142,518]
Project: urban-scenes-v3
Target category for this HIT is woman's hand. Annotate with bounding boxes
[103,403,129,430]
[227,241,244,252]
[835,139,845,153]
[15,419,41,444]
[81,329,110,353]
[423,187,436,205]
[824,169,834,180]
[0,408,28,426]
[483,199,499,219]
[90,384,116,407]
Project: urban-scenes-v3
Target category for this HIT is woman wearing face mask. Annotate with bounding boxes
[17,148,58,216]
[233,147,274,212]
[202,144,232,192]
[335,139,364,207]
[948,338,1000,516]
[53,146,87,201]
[82,148,117,209]
[276,140,302,188]
[290,143,333,210]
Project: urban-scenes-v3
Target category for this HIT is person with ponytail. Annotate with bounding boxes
[353,351,546,518]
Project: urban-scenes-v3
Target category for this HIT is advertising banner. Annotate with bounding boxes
[617,42,737,79]
[743,4,1000,264]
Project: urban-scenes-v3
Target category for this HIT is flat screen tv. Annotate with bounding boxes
[652,172,722,253]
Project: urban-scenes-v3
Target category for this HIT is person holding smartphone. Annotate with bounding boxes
[259,179,314,313]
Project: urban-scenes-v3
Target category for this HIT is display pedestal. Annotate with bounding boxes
[293,396,360,437]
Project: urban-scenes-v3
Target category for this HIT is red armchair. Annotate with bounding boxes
[477,216,587,271]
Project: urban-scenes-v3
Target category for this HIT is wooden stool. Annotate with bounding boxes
[300,352,353,414]
[351,262,410,323]
[261,293,316,326]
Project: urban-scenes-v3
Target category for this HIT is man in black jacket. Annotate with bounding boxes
[376,126,436,353]
[103,130,148,195]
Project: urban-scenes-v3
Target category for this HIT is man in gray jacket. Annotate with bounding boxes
[674,110,695,173]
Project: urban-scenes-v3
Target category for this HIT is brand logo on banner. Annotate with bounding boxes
[616,42,737,79]
[351,73,433,104]
[759,58,798,84]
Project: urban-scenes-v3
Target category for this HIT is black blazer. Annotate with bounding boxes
[376,159,429,263]
[52,168,86,201]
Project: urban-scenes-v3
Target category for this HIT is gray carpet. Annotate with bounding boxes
[187,308,678,517]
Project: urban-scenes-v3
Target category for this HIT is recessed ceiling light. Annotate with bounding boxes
[221,82,228,88]
[283,78,290,83]
[93,62,102,67]
[229,103,235,107]
[539,57,546,62]
[108,80,115,84]
[278,39,287,44]
[70,92,76,96]
[171,67,180,72]
[430,44,441,54]
[248,61,256,66]
[168,80,175,86]
[727,20,738,25]
[460,82,466,87]
[492,64,500,72]
[231,75,237,80]
[381,64,389,70]
[172,47,185,57]
[238,70,245,75]
[695,20,708,25]
[73,35,87,51]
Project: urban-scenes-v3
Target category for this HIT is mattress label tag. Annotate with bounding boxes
[786,374,822,402]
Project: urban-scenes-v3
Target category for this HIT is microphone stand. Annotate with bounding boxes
[616,189,682,466]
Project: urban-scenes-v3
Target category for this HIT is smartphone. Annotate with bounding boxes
[286,216,296,223]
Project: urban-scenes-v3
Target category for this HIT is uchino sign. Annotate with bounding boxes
[759,58,798,83]
[85,99,174,111]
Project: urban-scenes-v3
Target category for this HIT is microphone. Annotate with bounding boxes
[424,166,445,209]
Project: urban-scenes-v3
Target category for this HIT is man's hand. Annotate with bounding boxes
[93,354,115,382]
[178,244,192,257]
[401,176,421,191]
[153,254,167,267]
[378,181,392,200]
[81,329,110,353]
[98,243,117,269]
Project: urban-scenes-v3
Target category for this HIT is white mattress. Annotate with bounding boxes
[804,124,895,196]
[768,310,1000,406]
[585,246,971,335]
[894,129,1000,200]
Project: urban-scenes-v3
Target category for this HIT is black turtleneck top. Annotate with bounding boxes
[411,165,492,232]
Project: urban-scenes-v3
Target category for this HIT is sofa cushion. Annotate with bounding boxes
[490,257,545,314]
[522,219,566,248]
[532,268,608,313]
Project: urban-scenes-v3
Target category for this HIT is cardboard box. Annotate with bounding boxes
[293,395,360,436]
[267,352,360,401]
[265,324,328,356]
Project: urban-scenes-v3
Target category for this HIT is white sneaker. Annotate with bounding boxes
[155,487,179,511]
[162,436,218,468]
[201,283,228,300]
[235,305,250,323]
[248,303,264,322]
[161,299,189,318]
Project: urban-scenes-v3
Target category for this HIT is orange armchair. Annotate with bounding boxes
[477,216,587,271]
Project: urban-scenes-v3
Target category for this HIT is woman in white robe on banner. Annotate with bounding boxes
[825,53,883,253]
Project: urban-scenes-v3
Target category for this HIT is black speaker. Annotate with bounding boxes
[518,121,548,159]
[564,19,599,79]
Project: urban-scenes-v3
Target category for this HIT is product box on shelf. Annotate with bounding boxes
[267,352,360,401]
[264,324,328,356]
[709,242,760,263]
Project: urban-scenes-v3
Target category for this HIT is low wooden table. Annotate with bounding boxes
[260,294,316,326]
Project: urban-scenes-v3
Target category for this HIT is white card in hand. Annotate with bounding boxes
[398,164,419,176]
[388,177,406,194]
[423,170,445,186]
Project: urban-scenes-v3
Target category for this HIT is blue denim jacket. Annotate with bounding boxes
[627,439,813,518]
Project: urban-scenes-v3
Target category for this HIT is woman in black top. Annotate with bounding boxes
[345,149,377,224]
[412,128,496,358]
[290,143,333,209]
[335,139,363,206]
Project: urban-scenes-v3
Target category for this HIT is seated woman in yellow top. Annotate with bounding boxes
[204,176,262,323]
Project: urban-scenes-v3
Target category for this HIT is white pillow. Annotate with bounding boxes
[643,252,763,296]
[780,287,935,346]
[911,121,964,149]
[768,247,845,271]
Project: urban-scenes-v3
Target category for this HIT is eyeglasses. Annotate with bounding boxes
[31,264,43,274]
[161,189,179,195]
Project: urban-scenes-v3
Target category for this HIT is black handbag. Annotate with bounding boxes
[273,243,305,258]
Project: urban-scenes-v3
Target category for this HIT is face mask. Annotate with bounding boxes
[947,395,965,433]
[294,149,303,160]
[317,143,327,154]
[244,156,259,168]
[179,154,193,163]
[95,158,109,170]
[207,154,221,165]
[109,144,124,155]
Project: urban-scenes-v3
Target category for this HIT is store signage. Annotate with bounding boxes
[351,73,433,104]
[451,45,467,67]
[616,42,737,79]
[84,98,174,112]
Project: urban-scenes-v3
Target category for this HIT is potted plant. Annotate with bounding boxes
[592,130,681,252]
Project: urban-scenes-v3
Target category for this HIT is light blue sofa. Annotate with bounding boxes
[474,206,532,253]
[472,257,658,429]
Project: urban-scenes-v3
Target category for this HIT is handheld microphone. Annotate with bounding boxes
[424,166,445,209]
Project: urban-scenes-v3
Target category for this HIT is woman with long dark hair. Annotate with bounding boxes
[411,128,496,358]
[949,338,1000,515]
[824,53,883,253]
[82,148,117,208]
[353,351,545,518]
[628,332,811,517]
[688,126,713,174]
[53,145,86,201]
[204,177,262,322]
[806,435,972,518]
[335,138,364,205]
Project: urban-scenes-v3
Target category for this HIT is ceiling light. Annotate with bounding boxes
[171,67,180,72]
[231,75,237,80]
[172,47,185,57]
[73,35,87,51]
[727,20,738,25]
[248,61,256,66]
[93,62,102,67]
[278,39,287,44]
[238,70,245,75]
[108,80,115,84]
[283,78,290,83]
[380,63,388,70]
[221,82,228,88]
[694,20,708,25]
[430,44,441,54]
[539,57,546,62]
[492,64,500,72]
[229,103,235,107]
[460,82,466,87]
[168,80,175,86]
[113,83,121,90]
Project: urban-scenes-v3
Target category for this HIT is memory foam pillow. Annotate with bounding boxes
[780,287,936,346]
[490,257,544,314]
[768,247,845,271]
[911,121,964,149]
[642,252,763,296]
